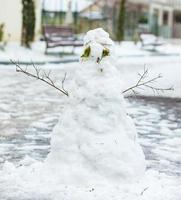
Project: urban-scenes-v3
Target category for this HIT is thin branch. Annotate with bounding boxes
[140,187,149,196]
[122,67,174,95]
[62,72,68,95]
[11,60,69,97]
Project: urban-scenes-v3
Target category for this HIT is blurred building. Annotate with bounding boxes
[42,0,181,39]
[42,0,93,30]
[0,0,42,42]
[78,0,117,37]
[149,0,181,38]
[79,0,181,39]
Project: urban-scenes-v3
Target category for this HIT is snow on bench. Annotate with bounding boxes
[140,33,165,50]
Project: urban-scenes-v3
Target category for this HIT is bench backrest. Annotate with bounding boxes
[43,26,74,39]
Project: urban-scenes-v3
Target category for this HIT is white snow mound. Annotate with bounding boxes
[84,28,113,46]
[46,28,146,185]
[0,28,151,199]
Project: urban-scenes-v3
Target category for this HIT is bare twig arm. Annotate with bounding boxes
[11,60,69,97]
[122,68,174,95]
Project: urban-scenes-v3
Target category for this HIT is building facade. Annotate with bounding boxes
[149,0,181,38]
[79,0,181,39]
[0,0,42,42]
[41,0,181,39]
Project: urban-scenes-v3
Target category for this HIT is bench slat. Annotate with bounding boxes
[43,25,83,53]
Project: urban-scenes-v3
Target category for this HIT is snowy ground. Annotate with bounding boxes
[0,60,181,199]
[1,33,181,199]
[116,54,181,98]
[0,40,181,64]
[0,41,81,64]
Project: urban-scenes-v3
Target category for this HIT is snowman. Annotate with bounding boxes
[46,28,146,186]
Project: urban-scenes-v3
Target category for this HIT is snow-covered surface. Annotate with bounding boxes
[80,11,104,20]
[47,60,146,186]
[0,42,82,63]
[84,28,113,46]
[81,28,114,62]
[0,29,181,199]
[140,34,165,46]
[0,28,148,199]
[116,54,181,98]
[0,64,181,199]
[115,41,151,57]
[0,38,181,64]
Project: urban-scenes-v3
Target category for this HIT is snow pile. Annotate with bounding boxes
[46,28,146,185]
[139,34,165,48]
[84,28,113,46]
[1,28,179,199]
[81,28,113,63]
[0,161,180,200]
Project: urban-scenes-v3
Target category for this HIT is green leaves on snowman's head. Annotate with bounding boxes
[81,46,91,58]
[81,45,110,62]
[102,48,110,59]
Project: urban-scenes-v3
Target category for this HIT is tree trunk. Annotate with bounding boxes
[116,0,126,41]
[21,0,36,48]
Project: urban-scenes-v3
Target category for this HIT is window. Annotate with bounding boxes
[175,12,181,23]
[163,11,168,25]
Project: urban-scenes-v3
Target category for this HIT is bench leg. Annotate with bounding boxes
[153,45,156,52]
[45,44,48,54]
[45,48,48,55]
[72,46,75,54]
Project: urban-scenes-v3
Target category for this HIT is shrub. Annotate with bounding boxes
[0,23,4,42]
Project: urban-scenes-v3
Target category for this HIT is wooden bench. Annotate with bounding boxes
[43,26,83,54]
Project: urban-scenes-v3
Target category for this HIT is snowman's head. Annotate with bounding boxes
[81,28,113,63]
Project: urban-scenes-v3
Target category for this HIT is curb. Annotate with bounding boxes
[0,58,79,66]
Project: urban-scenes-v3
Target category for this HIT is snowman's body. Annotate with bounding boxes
[46,28,146,186]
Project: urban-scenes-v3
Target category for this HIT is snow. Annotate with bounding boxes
[0,28,181,199]
[0,42,61,63]
[84,28,113,46]
[0,63,181,199]
[81,28,114,62]
[115,41,151,57]
[0,162,180,200]
[140,33,165,46]
[1,34,181,66]
[45,28,146,186]
[0,28,145,198]
[115,54,181,98]
[80,11,104,20]
[46,60,146,185]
